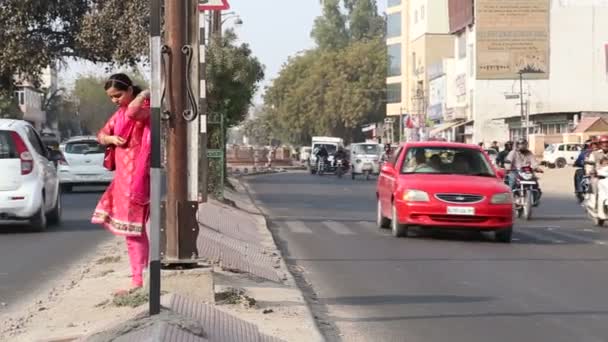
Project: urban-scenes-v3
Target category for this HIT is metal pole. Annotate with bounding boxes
[149,0,162,315]
[519,72,524,140]
[199,9,208,203]
[165,0,188,261]
[187,0,199,202]
[399,108,403,142]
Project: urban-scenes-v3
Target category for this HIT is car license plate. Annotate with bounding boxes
[447,206,475,216]
[519,181,536,185]
[363,163,373,170]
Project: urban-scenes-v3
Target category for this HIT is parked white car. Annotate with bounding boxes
[59,136,114,192]
[0,119,62,231]
[542,143,583,168]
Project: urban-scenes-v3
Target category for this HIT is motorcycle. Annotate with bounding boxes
[584,170,608,227]
[511,166,542,220]
[317,157,329,176]
[335,158,349,178]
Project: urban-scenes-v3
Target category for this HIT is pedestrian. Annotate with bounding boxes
[91,73,151,295]
[490,141,499,152]
[478,142,484,148]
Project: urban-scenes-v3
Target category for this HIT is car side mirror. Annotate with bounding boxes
[381,162,395,175]
[496,168,506,179]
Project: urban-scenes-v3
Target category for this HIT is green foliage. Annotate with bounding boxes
[207,30,265,129]
[242,107,276,146]
[264,0,386,146]
[0,92,22,119]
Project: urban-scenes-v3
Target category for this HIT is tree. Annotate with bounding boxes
[207,29,265,129]
[0,0,148,91]
[311,0,349,50]
[242,107,276,146]
[0,92,21,119]
[344,0,385,41]
[265,0,386,146]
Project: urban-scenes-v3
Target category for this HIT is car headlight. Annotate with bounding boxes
[402,190,430,202]
[491,192,512,204]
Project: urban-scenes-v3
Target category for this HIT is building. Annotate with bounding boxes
[14,65,58,130]
[386,0,411,121]
[431,0,608,144]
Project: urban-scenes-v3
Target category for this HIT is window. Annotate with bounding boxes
[387,83,402,103]
[353,144,381,155]
[17,91,25,105]
[558,145,565,151]
[387,12,401,38]
[388,0,401,6]
[387,44,401,76]
[391,147,403,166]
[458,33,466,59]
[401,147,494,176]
[421,5,425,19]
[65,140,104,155]
[0,131,18,159]
[25,127,46,157]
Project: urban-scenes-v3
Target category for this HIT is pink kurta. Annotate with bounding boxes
[92,102,151,237]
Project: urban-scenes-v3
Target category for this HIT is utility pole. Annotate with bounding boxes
[149,0,162,316]
[199,7,209,203]
[164,0,199,262]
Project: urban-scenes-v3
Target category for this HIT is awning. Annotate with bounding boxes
[429,120,464,136]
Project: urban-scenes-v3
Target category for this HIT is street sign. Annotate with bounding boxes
[198,0,230,11]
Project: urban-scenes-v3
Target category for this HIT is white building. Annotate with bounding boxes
[433,0,608,144]
[14,65,58,130]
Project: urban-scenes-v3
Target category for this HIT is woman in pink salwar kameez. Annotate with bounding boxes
[92,73,151,293]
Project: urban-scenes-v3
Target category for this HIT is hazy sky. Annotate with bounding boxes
[60,1,387,103]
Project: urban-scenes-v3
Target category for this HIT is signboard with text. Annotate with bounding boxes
[199,0,230,11]
[476,0,550,79]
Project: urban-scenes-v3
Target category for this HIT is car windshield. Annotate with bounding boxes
[352,144,380,155]
[314,144,337,154]
[401,146,495,177]
[65,140,104,154]
[545,144,555,153]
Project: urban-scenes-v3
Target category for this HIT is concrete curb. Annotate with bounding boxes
[234,178,326,342]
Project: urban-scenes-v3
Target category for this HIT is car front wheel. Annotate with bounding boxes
[30,204,48,232]
[391,203,408,237]
[376,199,390,229]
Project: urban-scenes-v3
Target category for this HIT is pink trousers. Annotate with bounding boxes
[126,228,149,287]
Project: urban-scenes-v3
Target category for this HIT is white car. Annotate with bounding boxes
[542,143,583,168]
[0,119,62,231]
[59,136,114,192]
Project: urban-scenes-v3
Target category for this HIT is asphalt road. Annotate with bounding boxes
[247,169,608,342]
[0,187,109,311]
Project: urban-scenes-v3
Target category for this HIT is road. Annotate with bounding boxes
[246,169,608,342]
[0,188,109,311]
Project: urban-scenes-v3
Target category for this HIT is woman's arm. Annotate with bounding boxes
[97,113,117,145]
[126,90,151,121]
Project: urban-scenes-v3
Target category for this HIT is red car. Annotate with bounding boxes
[376,141,514,242]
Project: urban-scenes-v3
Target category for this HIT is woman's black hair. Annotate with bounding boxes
[104,73,142,96]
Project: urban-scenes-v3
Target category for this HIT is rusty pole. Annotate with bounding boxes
[165,0,188,261]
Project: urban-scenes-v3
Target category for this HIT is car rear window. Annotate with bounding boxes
[65,140,104,154]
[401,146,495,177]
[0,131,18,159]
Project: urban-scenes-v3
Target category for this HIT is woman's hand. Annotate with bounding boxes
[104,135,126,146]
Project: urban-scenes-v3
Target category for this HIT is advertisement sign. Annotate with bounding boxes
[476,0,550,79]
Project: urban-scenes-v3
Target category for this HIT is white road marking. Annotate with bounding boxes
[285,221,313,234]
[324,221,356,235]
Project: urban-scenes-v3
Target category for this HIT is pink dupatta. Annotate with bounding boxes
[114,99,151,206]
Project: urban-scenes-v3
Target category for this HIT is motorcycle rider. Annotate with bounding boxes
[496,141,513,169]
[333,146,347,168]
[574,137,598,202]
[505,139,541,191]
[585,135,608,209]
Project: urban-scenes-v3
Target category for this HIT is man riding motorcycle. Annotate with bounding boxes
[496,141,513,169]
[333,146,348,168]
[505,139,542,193]
[574,137,598,202]
[585,135,608,209]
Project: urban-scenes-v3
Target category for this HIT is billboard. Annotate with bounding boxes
[476,0,550,80]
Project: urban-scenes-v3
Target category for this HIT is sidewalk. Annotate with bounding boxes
[0,177,322,342]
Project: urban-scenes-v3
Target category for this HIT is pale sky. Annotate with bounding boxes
[60,1,387,104]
